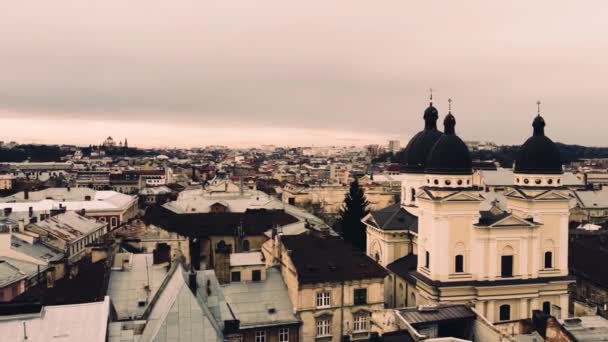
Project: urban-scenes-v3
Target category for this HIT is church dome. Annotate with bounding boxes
[514,115,562,174]
[425,112,472,175]
[402,103,443,173]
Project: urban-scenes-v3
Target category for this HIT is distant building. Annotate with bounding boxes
[388,140,400,153]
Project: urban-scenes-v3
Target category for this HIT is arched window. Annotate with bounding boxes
[542,301,551,315]
[242,239,250,252]
[544,251,553,269]
[455,255,464,273]
[411,188,416,203]
[425,251,430,268]
[499,304,511,321]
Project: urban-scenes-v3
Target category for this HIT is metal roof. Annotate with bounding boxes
[397,305,476,325]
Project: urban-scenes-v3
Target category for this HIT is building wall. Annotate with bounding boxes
[240,324,299,342]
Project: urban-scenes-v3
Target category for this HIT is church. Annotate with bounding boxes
[364,97,572,323]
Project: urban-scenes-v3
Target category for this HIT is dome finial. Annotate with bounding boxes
[429,87,433,104]
[444,99,456,135]
[533,101,545,136]
[423,90,439,130]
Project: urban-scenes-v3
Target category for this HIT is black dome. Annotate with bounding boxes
[425,113,472,175]
[514,115,562,174]
[402,103,443,173]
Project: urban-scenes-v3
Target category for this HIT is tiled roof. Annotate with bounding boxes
[397,304,476,326]
[367,204,418,232]
[281,234,387,284]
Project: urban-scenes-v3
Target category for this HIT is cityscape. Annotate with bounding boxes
[3,2,608,342]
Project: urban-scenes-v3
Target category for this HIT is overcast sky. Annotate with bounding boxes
[2,1,607,148]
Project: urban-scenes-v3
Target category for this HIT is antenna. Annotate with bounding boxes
[23,321,28,340]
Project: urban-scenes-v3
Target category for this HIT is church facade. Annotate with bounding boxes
[364,98,572,323]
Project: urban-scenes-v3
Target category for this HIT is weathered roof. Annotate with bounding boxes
[397,304,476,326]
[367,204,418,232]
[139,265,223,342]
[222,267,299,329]
[0,296,110,342]
[29,212,105,243]
[107,253,169,320]
[230,252,264,267]
[281,234,387,284]
[573,188,608,209]
[561,315,608,341]
[386,254,417,281]
[0,260,26,287]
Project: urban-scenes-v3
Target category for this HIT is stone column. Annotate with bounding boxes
[489,240,497,280]
[486,300,496,322]
[519,298,529,320]
[560,293,569,319]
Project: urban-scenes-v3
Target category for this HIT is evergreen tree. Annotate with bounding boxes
[339,179,370,251]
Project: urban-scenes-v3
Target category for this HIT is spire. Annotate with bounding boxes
[533,101,545,136]
[444,98,456,135]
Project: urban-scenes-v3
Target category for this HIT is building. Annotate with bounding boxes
[222,267,301,341]
[0,174,14,190]
[265,233,388,341]
[76,171,111,190]
[0,187,137,230]
[26,211,107,266]
[366,101,573,323]
[388,140,401,154]
[281,182,398,215]
[0,296,110,342]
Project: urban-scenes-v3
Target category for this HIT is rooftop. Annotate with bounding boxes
[230,252,264,267]
[0,296,110,342]
[280,234,387,284]
[397,304,476,326]
[222,267,299,328]
[107,253,169,320]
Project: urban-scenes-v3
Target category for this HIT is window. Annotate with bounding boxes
[353,288,367,305]
[316,291,331,308]
[278,328,289,342]
[501,255,513,277]
[231,271,241,282]
[499,304,511,321]
[542,301,551,315]
[252,270,261,282]
[110,216,118,228]
[288,197,295,205]
[242,239,250,252]
[544,251,553,269]
[455,254,464,273]
[425,251,430,268]
[353,314,370,332]
[411,188,416,202]
[316,318,331,337]
[255,331,266,342]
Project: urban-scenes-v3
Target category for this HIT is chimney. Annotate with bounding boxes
[18,219,25,233]
[24,190,29,200]
[28,207,33,217]
[3,208,11,217]
[188,270,197,293]
[80,208,86,216]
[67,186,71,192]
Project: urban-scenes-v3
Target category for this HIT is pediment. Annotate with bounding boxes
[490,214,538,228]
[534,190,570,201]
[441,191,484,203]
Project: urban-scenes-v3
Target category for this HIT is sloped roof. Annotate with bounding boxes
[367,204,418,232]
[281,235,387,284]
[222,268,299,328]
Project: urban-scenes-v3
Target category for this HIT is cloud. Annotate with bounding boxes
[1,1,608,146]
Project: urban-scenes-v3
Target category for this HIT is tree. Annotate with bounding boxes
[339,179,370,251]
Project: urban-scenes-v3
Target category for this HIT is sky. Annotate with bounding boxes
[2,1,608,148]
